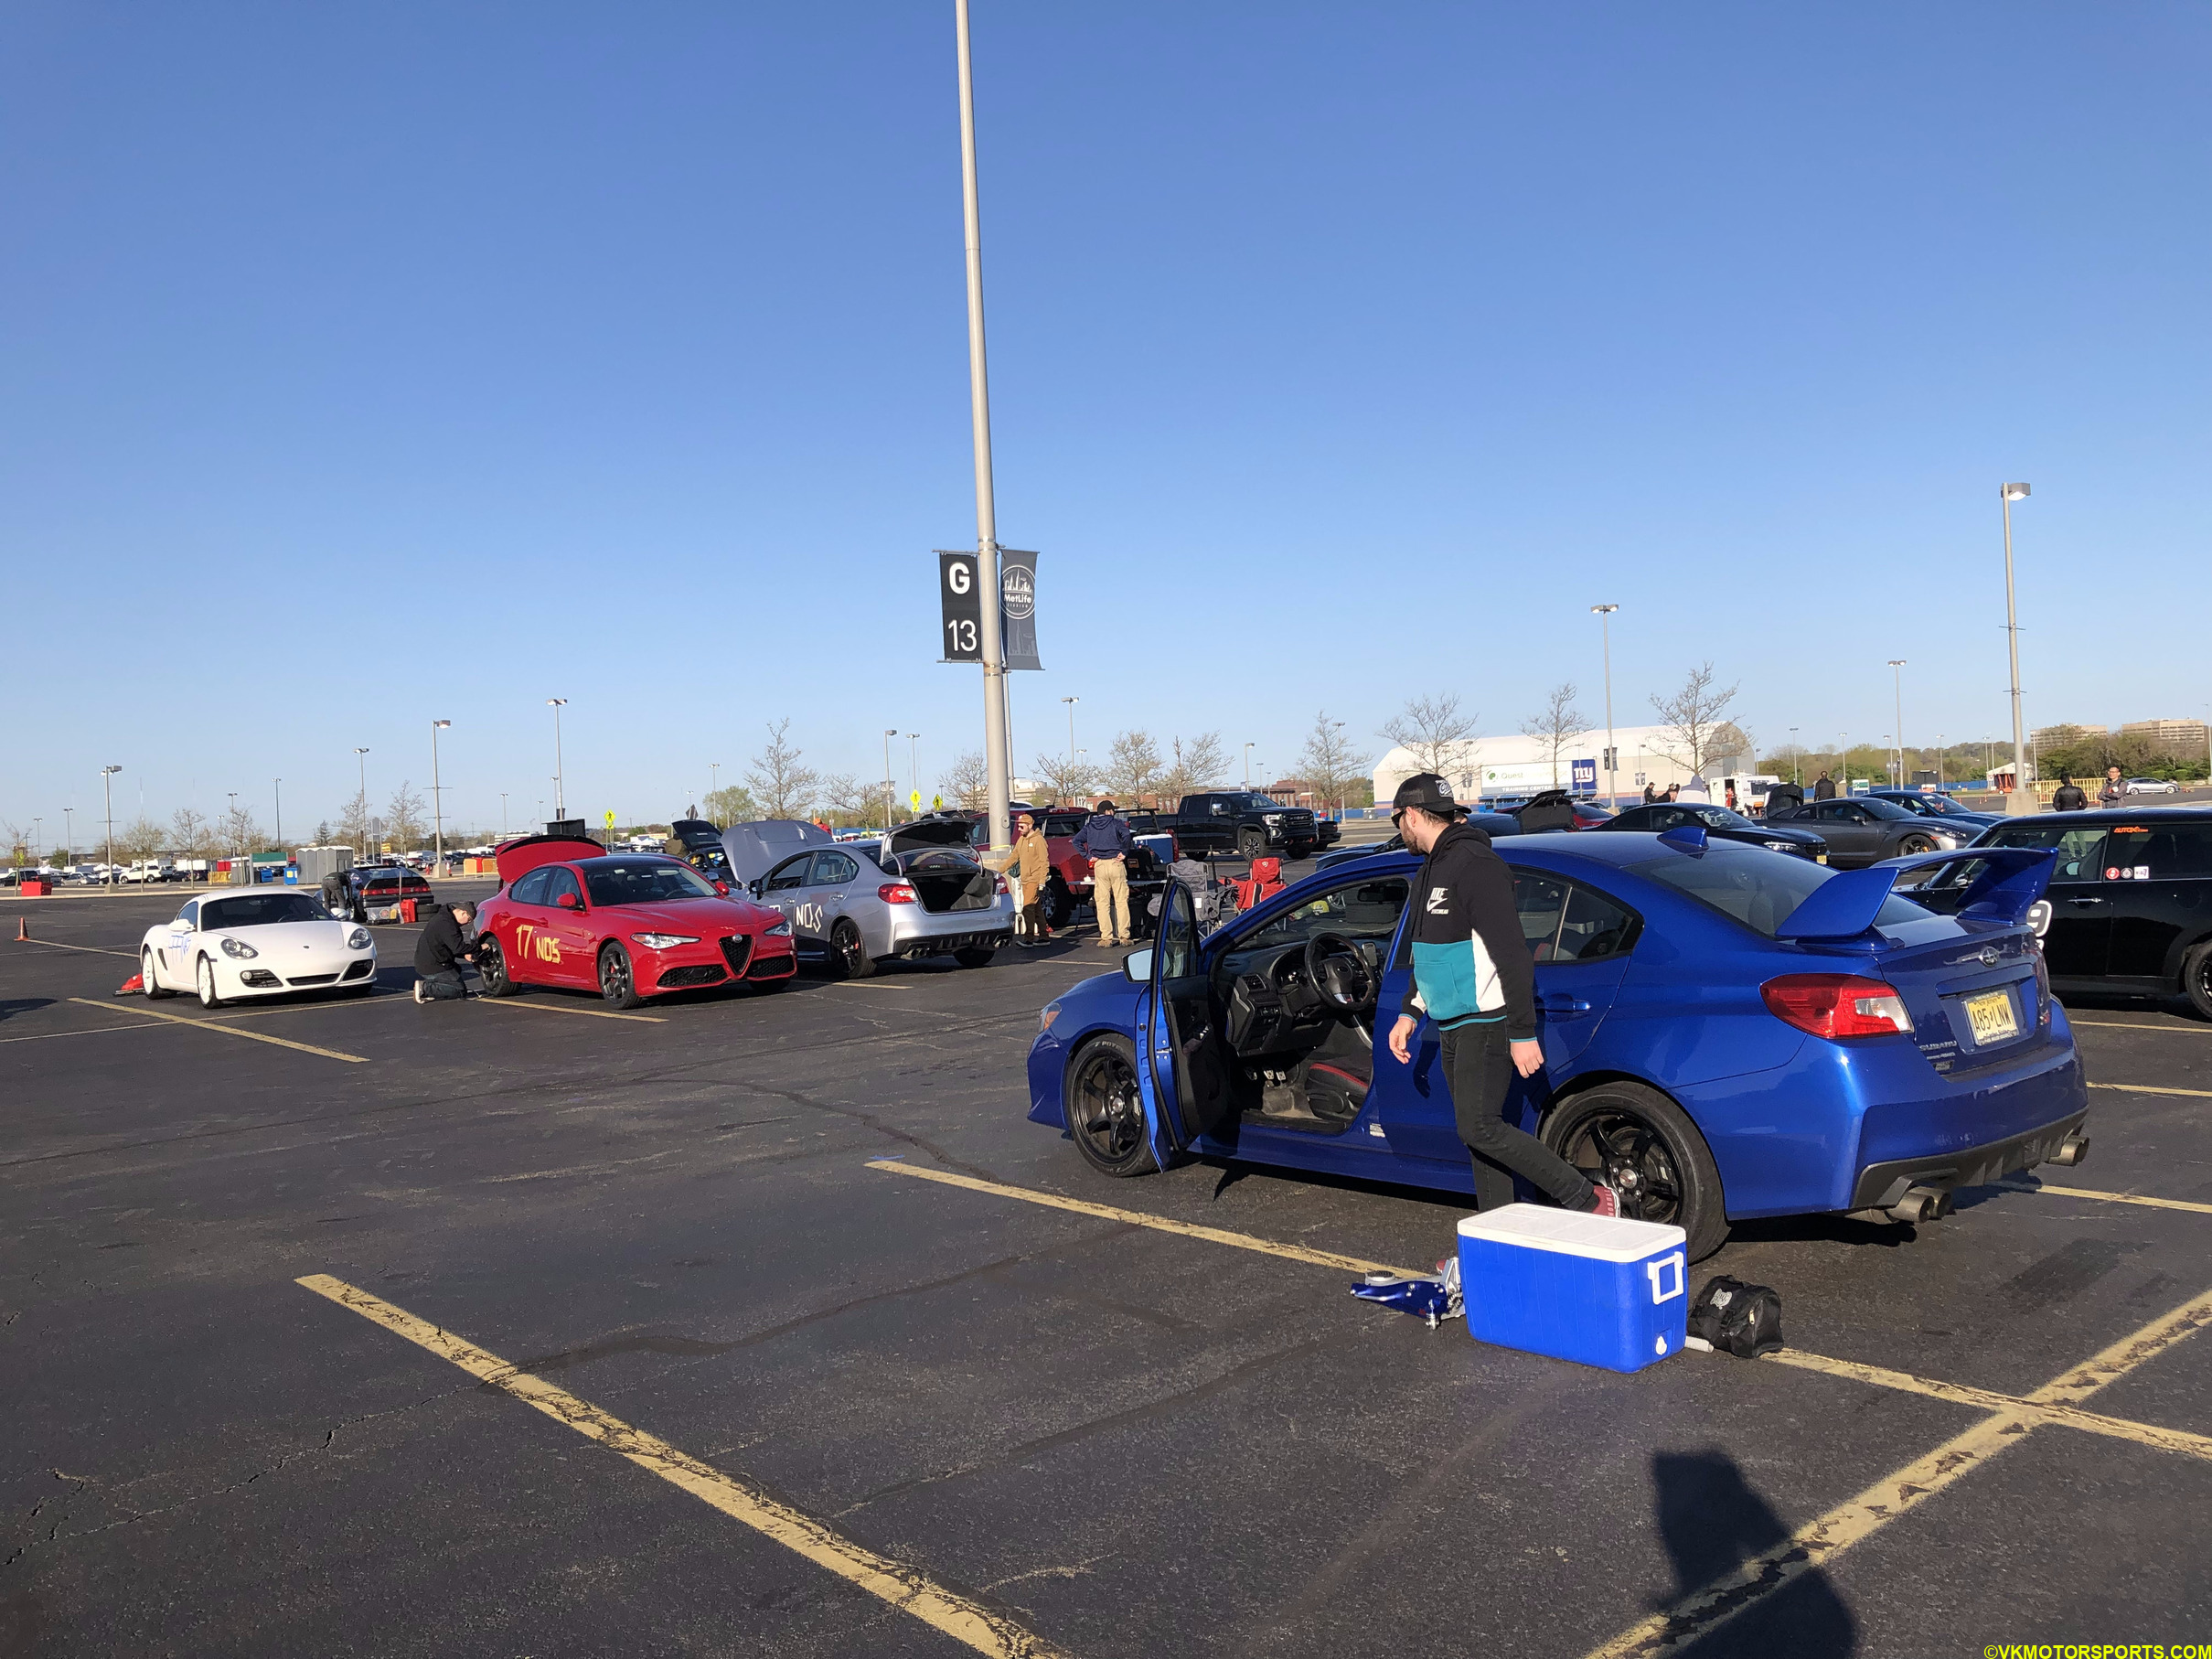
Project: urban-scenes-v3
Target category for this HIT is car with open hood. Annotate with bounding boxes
[140,889,379,1008]
[471,834,796,1009]
[725,818,1014,978]
[1026,823,2088,1259]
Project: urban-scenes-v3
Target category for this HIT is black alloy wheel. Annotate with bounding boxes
[2183,941,2212,1023]
[1238,828,1265,860]
[598,942,646,1010]
[1288,840,1314,861]
[1040,879,1077,933]
[1544,1081,1727,1260]
[1065,1034,1153,1178]
[475,936,515,997]
[831,918,875,979]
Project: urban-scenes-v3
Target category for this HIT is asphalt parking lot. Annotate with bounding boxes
[4,887,2209,1657]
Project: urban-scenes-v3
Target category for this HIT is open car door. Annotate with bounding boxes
[1137,879,1230,1167]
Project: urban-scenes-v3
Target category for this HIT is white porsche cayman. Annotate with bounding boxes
[141,890,379,1008]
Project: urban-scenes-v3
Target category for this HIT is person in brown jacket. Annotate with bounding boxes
[1013,812,1053,946]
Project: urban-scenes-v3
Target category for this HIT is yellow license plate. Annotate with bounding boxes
[1964,988,2018,1044]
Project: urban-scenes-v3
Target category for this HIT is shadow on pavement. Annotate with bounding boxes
[1655,1448,1856,1658]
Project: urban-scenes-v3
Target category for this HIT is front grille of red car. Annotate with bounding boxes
[746,953,796,979]
[719,936,754,977]
[657,964,727,989]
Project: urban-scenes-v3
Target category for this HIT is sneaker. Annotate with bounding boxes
[411,979,425,1005]
[1590,1183,1622,1219]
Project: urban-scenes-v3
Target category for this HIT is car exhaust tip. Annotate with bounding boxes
[2046,1135,2089,1169]
[1888,1184,1954,1224]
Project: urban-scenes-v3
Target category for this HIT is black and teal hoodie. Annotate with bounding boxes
[1398,820,1538,1040]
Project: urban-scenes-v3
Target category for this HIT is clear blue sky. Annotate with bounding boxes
[4,3,2205,841]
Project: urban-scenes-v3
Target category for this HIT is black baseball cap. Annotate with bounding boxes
[1391,772,1467,818]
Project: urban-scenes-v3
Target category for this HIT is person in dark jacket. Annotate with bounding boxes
[1074,799,1137,947]
[2052,776,2089,811]
[1383,773,1619,1217]
[412,901,476,1002]
[1813,772,1837,800]
[2099,765,2126,808]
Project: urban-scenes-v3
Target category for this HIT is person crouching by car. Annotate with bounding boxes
[412,901,476,1003]
[1074,798,1137,947]
[1383,773,1620,1219]
[1013,812,1052,945]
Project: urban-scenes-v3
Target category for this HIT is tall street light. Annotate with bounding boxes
[709,762,721,809]
[955,0,1010,852]
[102,766,123,883]
[907,733,921,808]
[1243,742,1256,788]
[273,779,283,851]
[547,700,569,819]
[1060,696,1079,784]
[2000,483,2034,815]
[63,808,73,867]
[499,793,509,838]
[1592,605,1620,806]
[1789,727,1801,787]
[227,792,239,857]
[353,748,370,854]
[883,730,899,830]
[431,720,451,869]
[1887,659,1907,790]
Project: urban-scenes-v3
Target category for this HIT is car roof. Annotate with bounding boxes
[1978,806,2212,830]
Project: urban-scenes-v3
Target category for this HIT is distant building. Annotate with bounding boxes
[2033,722,2106,746]
[1373,724,1730,806]
[2120,719,2209,752]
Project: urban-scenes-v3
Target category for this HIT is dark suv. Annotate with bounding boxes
[1904,808,2212,1020]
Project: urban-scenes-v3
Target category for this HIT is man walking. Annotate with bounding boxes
[2099,765,2126,809]
[1384,774,1619,1217]
[1074,798,1136,947]
[1012,811,1052,945]
[1813,771,1837,800]
[2052,775,2089,812]
[412,900,477,1002]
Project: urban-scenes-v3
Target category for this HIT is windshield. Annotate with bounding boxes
[582,860,721,905]
[201,893,331,928]
[1687,807,1758,830]
[1233,796,1288,813]
[1632,847,1927,937]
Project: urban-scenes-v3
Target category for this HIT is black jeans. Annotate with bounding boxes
[1439,1021,1596,1213]
[418,968,468,1001]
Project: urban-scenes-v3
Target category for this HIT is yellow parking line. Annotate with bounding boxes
[1762,1348,2212,1463]
[2026,1182,2212,1217]
[868,1160,1420,1277]
[295,1276,1064,1659]
[2072,1019,2210,1034]
[2088,1081,2212,1098]
[473,997,665,1024]
[66,999,369,1064]
[1582,1290,2212,1658]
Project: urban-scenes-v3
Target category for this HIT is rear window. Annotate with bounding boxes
[1632,846,1925,937]
[2100,822,2212,880]
[1982,823,2108,883]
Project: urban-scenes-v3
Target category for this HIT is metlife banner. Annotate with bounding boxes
[936,549,1042,669]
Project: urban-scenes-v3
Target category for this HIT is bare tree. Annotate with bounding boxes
[1650,663,1742,778]
[383,783,426,853]
[1159,732,1229,804]
[1029,750,1096,807]
[1381,691,1479,776]
[935,750,990,811]
[117,818,164,861]
[745,719,821,819]
[170,807,216,859]
[818,774,877,828]
[217,802,265,857]
[1297,711,1366,810]
[1521,684,1590,789]
[336,788,371,852]
[1102,729,1164,807]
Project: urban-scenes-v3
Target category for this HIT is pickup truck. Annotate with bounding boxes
[1136,792,1327,861]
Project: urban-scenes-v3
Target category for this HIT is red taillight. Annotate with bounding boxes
[993,873,1009,895]
[879,883,917,904]
[1760,974,1916,1040]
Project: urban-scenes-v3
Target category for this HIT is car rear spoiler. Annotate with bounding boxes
[1778,847,2058,940]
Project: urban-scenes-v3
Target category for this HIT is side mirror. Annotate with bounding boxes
[1122,947,1154,983]
[556,892,581,910]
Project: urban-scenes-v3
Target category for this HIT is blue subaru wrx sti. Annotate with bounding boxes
[1026,829,2090,1259]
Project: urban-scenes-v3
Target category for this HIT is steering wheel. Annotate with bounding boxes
[1303,931,1377,1014]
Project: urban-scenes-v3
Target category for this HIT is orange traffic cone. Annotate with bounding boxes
[119,974,143,995]
[14,916,25,942]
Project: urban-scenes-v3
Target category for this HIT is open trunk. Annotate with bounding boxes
[904,858,996,914]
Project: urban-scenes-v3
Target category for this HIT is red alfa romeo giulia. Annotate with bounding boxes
[473,836,797,1009]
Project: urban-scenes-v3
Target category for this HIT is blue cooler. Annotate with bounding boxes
[1457,1204,1689,1374]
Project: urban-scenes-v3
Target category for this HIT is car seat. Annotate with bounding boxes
[1298,1022,1373,1125]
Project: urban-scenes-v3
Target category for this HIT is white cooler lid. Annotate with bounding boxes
[1458,1203,1686,1263]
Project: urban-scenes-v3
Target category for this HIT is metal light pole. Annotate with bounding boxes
[709,762,721,808]
[353,748,370,854]
[32,818,41,863]
[1243,742,1255,788]
[1789,727,1801,787]
[1591,605,1619,805]
[63,808,73,867]
[2001,483,2034,815]
[1936,734,1946,791]
[1838,733,1849,794]
[429,720,452,870]
[227,793,239,856]
[907,733,920,808]
[1061,696,1078,785]
[882,730,899,829]
[1887,659,1907,789]
[273,779,283,850]
[547,700,569,818]
[102,766,123,883]
[955,0,1011,853]
[500,793,509,839]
